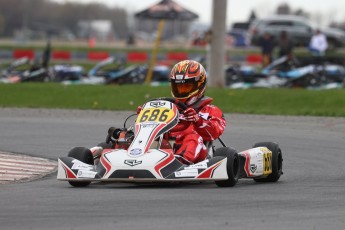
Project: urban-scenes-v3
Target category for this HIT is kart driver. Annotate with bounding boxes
[139,60,226,164]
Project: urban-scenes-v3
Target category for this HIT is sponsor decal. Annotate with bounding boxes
[77,170,97,178]
[250,164,257,173]
[175,74,184,80]
[174,169,199,178]
[184,160,209,170]
[149,101,166,108]
[130,148,142,156]
[199,112,209,120]
[142,124,156,128]
[124,159,142,167]
[71,160,93,170]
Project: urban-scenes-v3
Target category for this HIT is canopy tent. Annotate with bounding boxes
[135,0,199,21]
[135,0,199,83]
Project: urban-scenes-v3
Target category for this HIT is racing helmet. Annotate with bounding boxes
[170,60,207,105]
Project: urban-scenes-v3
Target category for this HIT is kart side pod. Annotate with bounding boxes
[238,147,272,178]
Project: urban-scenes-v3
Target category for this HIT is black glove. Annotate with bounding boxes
[106,127,122,143]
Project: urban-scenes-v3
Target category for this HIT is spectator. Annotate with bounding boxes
[278,30,294,59]
[126,33,135,46]
[41,40,51,69]
[309,29,328,56]
[259,32,275,67]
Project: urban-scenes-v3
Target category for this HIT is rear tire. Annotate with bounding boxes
[67,147,94,187]
[252,142,283,182]
[214,147,240,187]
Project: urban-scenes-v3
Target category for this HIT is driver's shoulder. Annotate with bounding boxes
[199,104,223,116]
[192,96,213,110]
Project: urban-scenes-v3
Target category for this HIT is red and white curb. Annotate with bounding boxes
[0,151,57,184]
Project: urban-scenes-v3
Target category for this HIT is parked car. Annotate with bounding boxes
[248,15,345,49]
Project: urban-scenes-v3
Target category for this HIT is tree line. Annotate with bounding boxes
[0,0,128,39]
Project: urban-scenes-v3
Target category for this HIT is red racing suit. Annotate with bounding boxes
[169,96,226,164]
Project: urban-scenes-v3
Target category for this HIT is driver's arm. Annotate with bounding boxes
[193,105,226,141]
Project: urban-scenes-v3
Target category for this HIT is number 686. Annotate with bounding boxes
[138,109,171,123]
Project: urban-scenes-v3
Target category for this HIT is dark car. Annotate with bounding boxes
[248,15,345,49]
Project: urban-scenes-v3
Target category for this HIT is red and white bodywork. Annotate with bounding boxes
[58,100,230,182]
[57,99,275,184]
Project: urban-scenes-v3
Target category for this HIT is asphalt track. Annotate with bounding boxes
[0,108,344,230]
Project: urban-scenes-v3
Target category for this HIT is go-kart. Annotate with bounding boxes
[226,55,345,89]
[57,98,283,187]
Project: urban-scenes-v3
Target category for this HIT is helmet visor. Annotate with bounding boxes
[171,80,199,99]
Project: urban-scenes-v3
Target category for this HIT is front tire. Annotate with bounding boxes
[252,142,283,182]
[214,147,240,187]
[67,147,94,187]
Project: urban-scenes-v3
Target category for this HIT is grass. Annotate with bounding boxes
[212,88,345,116]
[0,83,344,117]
